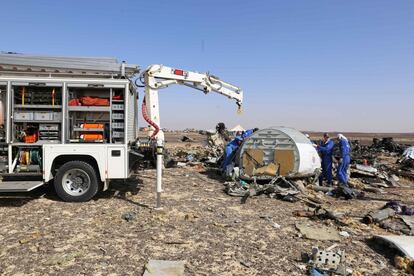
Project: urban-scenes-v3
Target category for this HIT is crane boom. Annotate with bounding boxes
[143,64,243,141]
[141,64,244,208]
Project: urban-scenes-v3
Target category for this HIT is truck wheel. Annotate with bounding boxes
[54,161,99,202]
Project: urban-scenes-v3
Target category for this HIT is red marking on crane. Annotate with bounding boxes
[173,69,184,76]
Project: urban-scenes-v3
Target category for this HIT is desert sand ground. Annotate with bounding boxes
[0,131,413,275]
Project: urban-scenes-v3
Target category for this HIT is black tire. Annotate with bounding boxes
[54,161,99,202]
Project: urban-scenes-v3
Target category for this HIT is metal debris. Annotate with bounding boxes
[224,176,302,203]
[399,146,414,168]
[121,211,137,222]
[339,231,350,238]
[374,235,414,259]
[143,260,185,276]
[180,135,194,142]
[295,222,341,241]
[307,247,346,275]
[363,208,396,224]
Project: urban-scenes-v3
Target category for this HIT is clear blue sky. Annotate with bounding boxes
[1,1,413,132]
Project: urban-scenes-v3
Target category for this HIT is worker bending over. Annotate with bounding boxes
[316,133,334,186]
[216,122,230,142]
[221,128,258,171]
[337,133,351,186]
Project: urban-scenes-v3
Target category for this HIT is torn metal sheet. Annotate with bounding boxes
[402,147,414,160]
[355,164,378,174]
[400,216,414,233]
[295,222,341,241]
[363,208,396,224]
[308,247,346,275]
[375,235,414,259]
[143,260,185,276]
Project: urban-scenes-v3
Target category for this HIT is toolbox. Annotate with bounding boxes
[14,111,33,121]
[39,124,59,131]
[34,111,54,121]
[39,124,59,140]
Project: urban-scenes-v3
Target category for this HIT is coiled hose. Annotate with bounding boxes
[142,96,160,139]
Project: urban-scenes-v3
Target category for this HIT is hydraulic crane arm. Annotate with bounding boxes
[141,64,244,208]
[143,64,243,143]
[145,64,243,103]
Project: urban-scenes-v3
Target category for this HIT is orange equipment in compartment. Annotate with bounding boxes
[79,123,104,142]
[80,134,103,141]
[69,99,81,106]
[80,96,109,106]
[81,123,104,129]
[24,133,38,143]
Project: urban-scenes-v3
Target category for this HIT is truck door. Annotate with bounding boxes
[107,146,125,178]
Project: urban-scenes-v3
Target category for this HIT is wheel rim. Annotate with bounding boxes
[62,168,91,196]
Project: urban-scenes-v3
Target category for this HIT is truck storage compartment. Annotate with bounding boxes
[14,122,61,143]
[69,87,110,106]
[111,88,125,143]
[14,85,62,106]
[12,84,63,144]
[0,85,7,173]
[14,124,39,143]
[0,84,5,127]
[68,87,126,144]
[68,87,111,143]
[10,146,43,173]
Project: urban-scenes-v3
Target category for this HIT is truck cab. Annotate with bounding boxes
[0,53,139,201]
